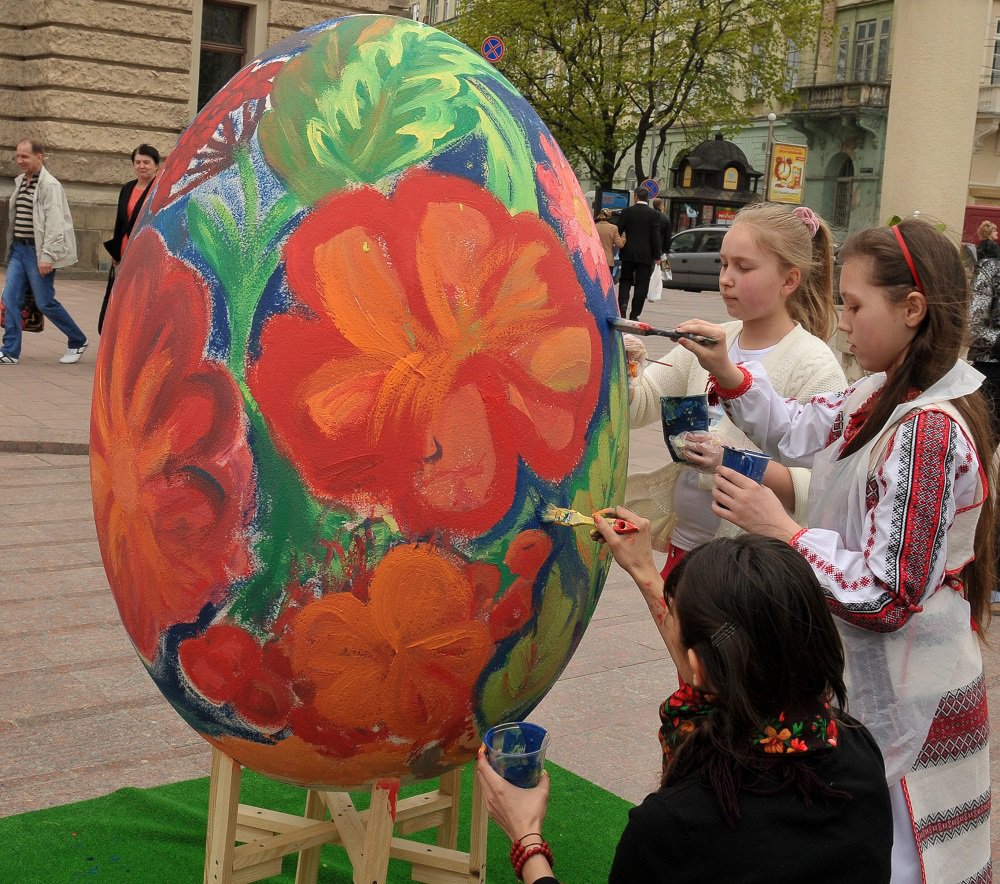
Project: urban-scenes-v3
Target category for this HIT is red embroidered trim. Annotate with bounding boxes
[709,364,753,400]
[843,387,921,445]
[789,528,809,547]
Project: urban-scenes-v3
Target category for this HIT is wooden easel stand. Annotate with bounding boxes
[204,747,488,884]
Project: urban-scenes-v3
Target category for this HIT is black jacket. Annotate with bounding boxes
[607,722,892,883]
[104,179,153,263]
[615,202,662,264]
[657,211,672,258]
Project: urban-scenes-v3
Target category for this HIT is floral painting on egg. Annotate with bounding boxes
[90,13,628,789]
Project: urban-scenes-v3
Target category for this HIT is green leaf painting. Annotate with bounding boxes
[258,16,538,212]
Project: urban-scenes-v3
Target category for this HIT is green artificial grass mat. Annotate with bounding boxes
[0,761,634,883]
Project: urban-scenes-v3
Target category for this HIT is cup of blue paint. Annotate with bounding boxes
[721,446,770,484]
[660,394,710,462]
[483,721,550,788]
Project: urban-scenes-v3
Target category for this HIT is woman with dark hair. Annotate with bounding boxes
[99,143,161,333]
[477,524,892,883]
[678,218,996,881]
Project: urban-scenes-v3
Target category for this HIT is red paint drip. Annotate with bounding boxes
[376,779,400,821]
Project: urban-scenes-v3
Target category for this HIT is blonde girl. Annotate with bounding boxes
[626,202,845,578]
[678,218,996,882]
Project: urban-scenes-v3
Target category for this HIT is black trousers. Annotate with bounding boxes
[618,260,654,320]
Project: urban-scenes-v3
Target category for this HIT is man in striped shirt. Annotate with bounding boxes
[1,139,87,365]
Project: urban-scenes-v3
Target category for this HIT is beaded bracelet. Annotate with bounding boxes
[512,840,553,879]
[510,838,545,866]
[509,833,544,866]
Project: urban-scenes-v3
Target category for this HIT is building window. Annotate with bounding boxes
[992,19,1000,85]
[836,25,849,83]
[833,157,854,229]
[198,2,248,110]
[876,19,891,81]
[853,20,876,81]
[750,40,763,96]
[427,0,438,23]
[785,40,800,90]
[411,3,420,20]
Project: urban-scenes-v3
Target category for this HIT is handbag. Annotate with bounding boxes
[0,287,44,333]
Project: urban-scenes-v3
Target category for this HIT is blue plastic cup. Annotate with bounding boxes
[721,446,770,483]
[483,722,550,788]
[660,394,710,463]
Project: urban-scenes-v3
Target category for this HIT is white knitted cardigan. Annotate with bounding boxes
[627,321,847,551]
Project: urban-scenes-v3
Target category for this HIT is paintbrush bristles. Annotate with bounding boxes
[538,503,594,527]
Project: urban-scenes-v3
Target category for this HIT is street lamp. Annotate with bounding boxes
[764,112,777,202]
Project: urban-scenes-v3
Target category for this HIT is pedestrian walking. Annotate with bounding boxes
[615,187,662,320]
[99,143,160,334]
[1,139,87,365]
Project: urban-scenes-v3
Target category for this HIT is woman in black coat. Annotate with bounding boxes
[99,144,160,333]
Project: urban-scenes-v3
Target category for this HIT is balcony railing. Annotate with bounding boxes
[793,81,889,112]
[979,84,1000,115]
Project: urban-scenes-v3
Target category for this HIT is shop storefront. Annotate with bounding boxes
[663,133,764,231]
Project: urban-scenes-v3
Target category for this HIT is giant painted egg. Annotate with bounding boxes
[90,13,628,788]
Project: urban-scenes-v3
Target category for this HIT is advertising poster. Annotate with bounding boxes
[768,143,807,204]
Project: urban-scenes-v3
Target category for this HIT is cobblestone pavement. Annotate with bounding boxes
[1,273,998,861]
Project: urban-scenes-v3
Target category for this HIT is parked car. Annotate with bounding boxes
[667,225,729,291]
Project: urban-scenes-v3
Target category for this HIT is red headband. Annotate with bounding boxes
[891,225,923,292]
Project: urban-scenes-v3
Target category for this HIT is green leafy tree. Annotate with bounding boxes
[447,0,821,188]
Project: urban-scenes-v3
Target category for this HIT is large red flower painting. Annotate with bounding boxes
[248,169,602,536]
[90,230,255,661]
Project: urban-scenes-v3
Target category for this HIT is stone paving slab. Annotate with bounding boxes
[1,272,999,865]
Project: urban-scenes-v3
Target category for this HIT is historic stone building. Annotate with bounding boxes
[638,0,1000,240]
[0,0,406,273]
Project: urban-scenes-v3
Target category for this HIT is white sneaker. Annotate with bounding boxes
[59,342,88,364]
[0,353,18,364]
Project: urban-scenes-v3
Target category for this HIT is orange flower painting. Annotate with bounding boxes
[90,230,255,662]
[248,169,603,536]
[285,539,548,745]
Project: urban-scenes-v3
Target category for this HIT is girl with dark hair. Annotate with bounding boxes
[477,526,892,884]
[677,217,996,882]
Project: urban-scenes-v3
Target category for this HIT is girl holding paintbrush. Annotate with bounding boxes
[477,528,892,882]
[677,218,995,881]
[626,203,845,579]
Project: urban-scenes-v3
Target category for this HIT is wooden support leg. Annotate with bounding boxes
[201,754,485,884]
[357,779,397,884]
[435,768,462,850]
[205,748,242,884]
[293,790,328,884]
[466,769,488,881]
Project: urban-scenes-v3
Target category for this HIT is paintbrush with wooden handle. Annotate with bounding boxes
[539,504,638,541]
